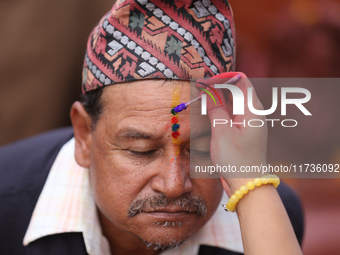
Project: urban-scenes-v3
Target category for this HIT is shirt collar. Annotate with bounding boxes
[23,138,243,255]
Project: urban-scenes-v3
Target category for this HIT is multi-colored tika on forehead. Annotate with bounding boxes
[82,0,236,93]
[171,85,181,142]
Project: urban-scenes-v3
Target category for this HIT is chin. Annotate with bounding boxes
[134,214,204,251]
[141,229,188,251]
[143,238,185,251]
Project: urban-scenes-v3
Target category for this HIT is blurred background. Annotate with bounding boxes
[230,1,340,254]
[0,0,339,254]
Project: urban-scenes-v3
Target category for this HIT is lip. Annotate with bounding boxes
[145,211,194,220]
[149,208,192,213]
[142,207,196,219]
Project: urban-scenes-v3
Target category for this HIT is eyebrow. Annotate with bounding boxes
[116,128,155,141]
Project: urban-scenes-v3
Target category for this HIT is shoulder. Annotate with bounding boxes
[0,127,74,195]
[0,127,74,254]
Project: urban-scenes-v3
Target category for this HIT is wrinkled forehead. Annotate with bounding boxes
[100,79,191,114]
[97,79,211,141]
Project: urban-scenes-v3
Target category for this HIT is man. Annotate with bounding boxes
[0,0,303,254]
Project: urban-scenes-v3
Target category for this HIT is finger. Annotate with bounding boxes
[196,72,240,88]
[196,72,240,107]
[232,74,268,142]
[197,72,247,138]
[196,71,243,113]
[221,73,267,137]
[204,86,238,142]
[236,73,265,122]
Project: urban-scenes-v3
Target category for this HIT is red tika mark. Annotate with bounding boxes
[171,116,178,124]
[172,131,180,139]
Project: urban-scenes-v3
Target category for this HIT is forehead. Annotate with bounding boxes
[100,79,191,118]
[96,79,210,140]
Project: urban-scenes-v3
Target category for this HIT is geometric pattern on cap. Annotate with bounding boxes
[82,0,235,94]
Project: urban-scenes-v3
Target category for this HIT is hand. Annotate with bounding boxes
[198,73,303,255]
[198,72,268,195]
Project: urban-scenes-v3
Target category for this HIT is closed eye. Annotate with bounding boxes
[128,150,159,158]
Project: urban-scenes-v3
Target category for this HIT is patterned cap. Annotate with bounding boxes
[82,0,236,94]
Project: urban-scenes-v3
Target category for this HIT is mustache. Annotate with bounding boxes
[128,193,207,218]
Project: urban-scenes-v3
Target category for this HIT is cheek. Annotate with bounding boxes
[88,143,150,226]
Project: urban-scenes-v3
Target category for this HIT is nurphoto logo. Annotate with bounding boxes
[200,84,312,128]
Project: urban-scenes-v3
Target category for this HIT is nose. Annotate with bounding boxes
[150,153,193,199]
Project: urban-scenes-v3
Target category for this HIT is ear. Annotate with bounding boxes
[70,101,92,168]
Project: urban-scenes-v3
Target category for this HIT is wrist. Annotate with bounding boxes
[222,175,280,212]
[227,178,254,194]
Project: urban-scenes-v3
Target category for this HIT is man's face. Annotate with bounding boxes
[86,80,223,248]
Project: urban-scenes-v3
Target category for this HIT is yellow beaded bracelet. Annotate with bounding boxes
[222,175,280,212]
